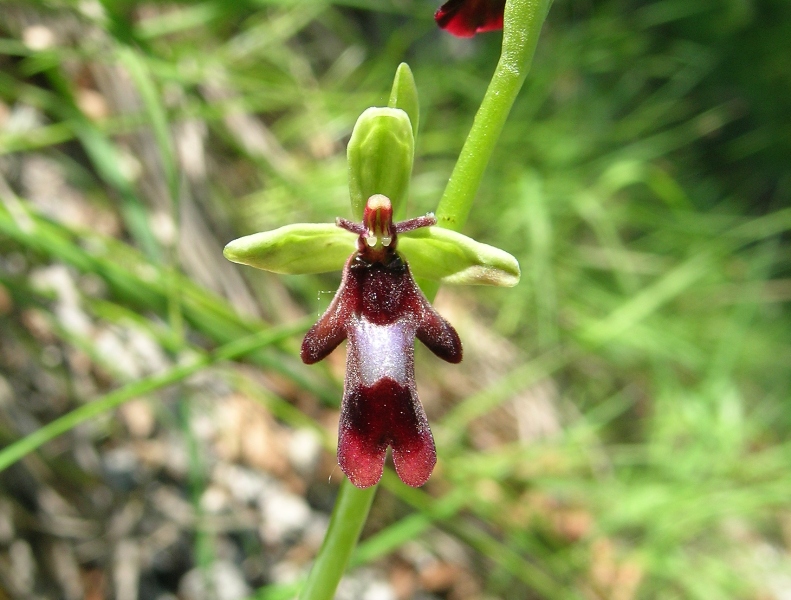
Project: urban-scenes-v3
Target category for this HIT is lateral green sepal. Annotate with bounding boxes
[223,224,355,275]
[224,223,520,286]
[400,227,521,287]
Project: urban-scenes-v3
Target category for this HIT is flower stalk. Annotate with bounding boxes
[297,480,376,600]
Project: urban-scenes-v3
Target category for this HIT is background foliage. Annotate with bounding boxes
[1,0,789,598]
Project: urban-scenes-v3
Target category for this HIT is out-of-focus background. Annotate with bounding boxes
[1,0,790,598]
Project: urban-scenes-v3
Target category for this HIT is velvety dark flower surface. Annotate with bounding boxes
[435,0,506,37]
[301,195,462,488]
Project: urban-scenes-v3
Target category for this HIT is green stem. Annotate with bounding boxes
[0,320,309,473]
[298,479,376,600]
[435,0,553,232]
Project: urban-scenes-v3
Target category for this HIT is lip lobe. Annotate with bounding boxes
[339,376,436,488]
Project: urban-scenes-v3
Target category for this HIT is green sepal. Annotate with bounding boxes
[223,224,354,275]
[224,223,520,287]
[400,227,521,287]
[347,107,414,220]
[388,63,419,143]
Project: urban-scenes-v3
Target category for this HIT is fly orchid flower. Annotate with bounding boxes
[301,194,461,487]
[224,64,520,488]
[435,0,505,37]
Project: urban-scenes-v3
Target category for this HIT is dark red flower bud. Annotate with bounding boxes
[301,196,462,488]
[434,0,506,37]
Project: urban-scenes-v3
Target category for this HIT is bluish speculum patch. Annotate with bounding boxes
[350,319,411,387]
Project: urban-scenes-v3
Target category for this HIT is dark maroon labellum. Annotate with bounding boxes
[301,195,462,488]
[434,0,505,37]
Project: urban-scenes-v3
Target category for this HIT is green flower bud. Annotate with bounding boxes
[400,227,520,286]
[347,107,414,220]
[223,223,354,275]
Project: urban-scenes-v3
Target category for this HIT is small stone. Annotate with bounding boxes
[259,488,312,545]
[22,25,55,50]
[364,580,397,600]
[288,428,322,476]
[213,463,274,505]
[0,497,14,543]
[269,560,302,584]
[200,485,229,514]
[9,539,36,593]
[337,569,396,600]
[120,399,156,438]
[76,88,109,121]
[179,561,251,600]
[418,561,460,592]
[102,447,139,490]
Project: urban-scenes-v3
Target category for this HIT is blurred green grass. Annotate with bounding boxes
[1,0,789,598]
